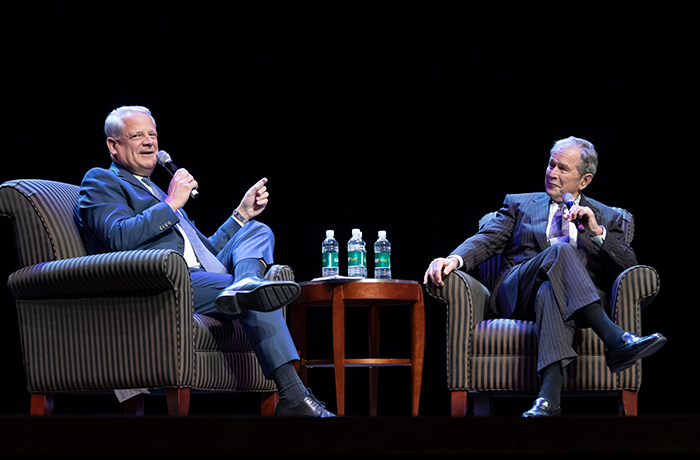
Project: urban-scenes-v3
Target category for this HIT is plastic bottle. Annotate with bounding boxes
[321,230,339,277]
[347,228,367,278]
[374,230,391,279]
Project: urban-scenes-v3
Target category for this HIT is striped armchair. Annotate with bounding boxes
[0,179,293,417]
[426,208,660,416]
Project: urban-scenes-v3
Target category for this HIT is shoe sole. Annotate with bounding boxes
[607,335,667,373]
[215,282,300,315]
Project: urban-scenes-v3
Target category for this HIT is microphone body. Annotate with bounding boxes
[156,150,199,199]
[562,193,585,234]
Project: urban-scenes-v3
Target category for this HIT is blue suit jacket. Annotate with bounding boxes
[78,163,240,258]
[451,192,638,299]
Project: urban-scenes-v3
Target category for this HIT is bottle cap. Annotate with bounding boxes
[326,230,334,238]
[352,228,361,236]
[378,230,386,238]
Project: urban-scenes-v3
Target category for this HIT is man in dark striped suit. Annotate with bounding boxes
[424,136,666,417]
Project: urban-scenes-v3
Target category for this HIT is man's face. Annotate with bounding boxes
[544,146,592,202]
[107,112,159,176]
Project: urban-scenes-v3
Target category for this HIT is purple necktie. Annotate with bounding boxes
[549,202,570,244]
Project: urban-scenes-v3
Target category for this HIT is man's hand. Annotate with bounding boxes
[164,168,198,211]
[565,204,603,236]
[235,178,269,222]
[423,257,459,286]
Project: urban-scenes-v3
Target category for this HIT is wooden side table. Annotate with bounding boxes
[289,279,425,416]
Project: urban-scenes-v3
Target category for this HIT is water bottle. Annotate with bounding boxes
[347,228,367,278]
[321,230,339,277]
[374,230,391,279]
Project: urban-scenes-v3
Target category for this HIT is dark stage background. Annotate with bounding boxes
[1,3,693,417]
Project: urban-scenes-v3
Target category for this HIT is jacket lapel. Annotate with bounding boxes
[529,193,551,251]
[576,194,601,254]
[109,163,163,201]
[579,194,601,222]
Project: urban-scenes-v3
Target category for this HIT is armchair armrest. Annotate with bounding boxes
[7,250,195,392]
[8,249,190,300]
[426,270,491,325]
[425,270,490,389]
[610,265,660,334]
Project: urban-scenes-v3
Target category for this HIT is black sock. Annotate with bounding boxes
[538,362,563,408]
[573,302,625,349]
[234,258,266,281]
[268,362,307,407]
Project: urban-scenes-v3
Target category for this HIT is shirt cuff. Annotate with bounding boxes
[448,254,464,269]
[591,225,606,247]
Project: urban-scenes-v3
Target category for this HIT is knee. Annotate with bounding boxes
[247,220,273,236]
[541,242,581,266]
[239,221,275,245]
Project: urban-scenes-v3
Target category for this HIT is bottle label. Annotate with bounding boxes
[348,251,366,268]
[322,252,339,268]
[374,253,391,268]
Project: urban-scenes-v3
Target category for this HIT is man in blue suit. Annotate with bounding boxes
[79,105,334,417]
[424,136,666,417]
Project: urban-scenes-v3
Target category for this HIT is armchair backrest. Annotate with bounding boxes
[477,207,634,292]
[0,179,87,268]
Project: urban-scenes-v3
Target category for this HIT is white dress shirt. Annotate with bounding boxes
[137,175,202,269]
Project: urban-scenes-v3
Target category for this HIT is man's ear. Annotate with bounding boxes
[579,173,593,191]
[106,137,118,159]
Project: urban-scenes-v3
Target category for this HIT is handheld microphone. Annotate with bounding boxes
[562,193,585,234]
[156,150,199,199]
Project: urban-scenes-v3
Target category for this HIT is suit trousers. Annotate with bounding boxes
[493,243,601,372]
[189,220,298,377]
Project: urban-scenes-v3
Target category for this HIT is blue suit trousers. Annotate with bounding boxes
[190,220,298,377]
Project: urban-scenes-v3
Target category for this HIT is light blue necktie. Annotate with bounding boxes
[142,177,228,274]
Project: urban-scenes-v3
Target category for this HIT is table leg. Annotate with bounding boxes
[410,290,425,416]
[369,305,380,416]
[332,284,346,416]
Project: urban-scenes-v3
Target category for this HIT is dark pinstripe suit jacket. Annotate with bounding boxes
[450,192,638,313]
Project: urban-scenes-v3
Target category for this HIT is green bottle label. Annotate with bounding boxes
[322,252,339,268]
[348,251,366,267]
[374,253,391,268]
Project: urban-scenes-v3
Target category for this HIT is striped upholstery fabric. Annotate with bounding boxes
[9,250,195,391]
[426,207,660,411]
[0,179,87,267]
[0,179,291,400]
[189,265,293,393]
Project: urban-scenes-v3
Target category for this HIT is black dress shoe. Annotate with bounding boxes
[274,391,337,418]
[214,276,301,315]
[522,398,562,418]
[605,332,667,374]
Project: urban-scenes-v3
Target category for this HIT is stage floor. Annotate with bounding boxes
[1,414,698,458]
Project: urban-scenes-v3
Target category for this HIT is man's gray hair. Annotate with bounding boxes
[550,136,598,177]
[104,106,156,140]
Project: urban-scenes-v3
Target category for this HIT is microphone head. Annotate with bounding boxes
[156,150,172,165]
[562,193,576,207]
